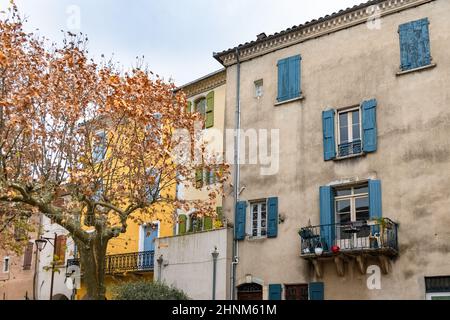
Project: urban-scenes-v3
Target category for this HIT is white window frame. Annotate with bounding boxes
[3,256,10,273]
[334,184,369,246]
[426,292,450,300]
[249,200,268,239]
[92,129,107,163]
[336,106,362,149]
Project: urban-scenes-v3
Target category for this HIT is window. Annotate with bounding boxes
[322,99,377,161]
[335,184,370,248]
[3,257,10,273]
[195,166,219,188]
[145,168,161,202]
[398,18,432,71]
[92,130,107,163]
[425,276,450,300]
[277,55,301,103]
[250,201,267,238]
[146,113,162,144]
[23,242,34,270]
[254,79,263,98]
[337,107,362,157]
[54,235,67,266]
[193,91,214,129]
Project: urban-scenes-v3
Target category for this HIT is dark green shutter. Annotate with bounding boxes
[309,282,324,300]
[179,215,187,235]
[216,206,224,225]
[319,186,335,251]
[399,18,431,71]
[322,109,336,161]
[186,101,192,113]
[204,216,213,230]
[362,99,377,153]
[195,168,203,188]
[267,197,278,238]
[205,91,214,128]
[234,201,247,240]
[269,284,282,300]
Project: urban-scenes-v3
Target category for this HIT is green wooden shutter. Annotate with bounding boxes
[267,197,278,238]
[178,215,187,235]
[309,282,324,300]
[319,186,335,251]
[216,206,224,225]
[195,168,203,188]
[204,216,213,230]
[362,99,378,153]
[322,109,336,161]
[269,284,283,300]
[186,101,192,113]
[235,201,247,240]
[205,91,214,128]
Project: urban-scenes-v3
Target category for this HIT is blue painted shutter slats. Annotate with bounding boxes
[288,55,301,99]
[277,58,289,102]
[319,186,335,251]
[309,282,324,300]
[369,180,382,234]
[362,99,378,153]
[235,201,247,240]
[269,284,282,300]
[267,197,279,238]
[322,109,336,161]
[399,18,431,71]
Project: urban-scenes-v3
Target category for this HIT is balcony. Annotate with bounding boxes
[299,218,398,277]
[338,140,362,158]
[66,250,155,276]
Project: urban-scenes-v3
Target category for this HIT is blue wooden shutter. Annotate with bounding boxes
[399,18,431,70]
[269,284,282,300]
[235,201,247,240]
[319,186,335,251]
[362,99,377,153]
[322,109,336,161]
[277,58,289,102]
[369,180,382,234]
[288,55,301,99]
[267,197,278,238]
[309,282,324,300]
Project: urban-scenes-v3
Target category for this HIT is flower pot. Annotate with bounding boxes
[314,247,324,256]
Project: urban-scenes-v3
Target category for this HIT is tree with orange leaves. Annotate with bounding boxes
[0,3,225,300]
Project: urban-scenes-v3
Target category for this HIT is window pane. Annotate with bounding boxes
[354,185,369,195]
[336,188,351,197]
[355,197,369,212]
[339,113,348,127]
[340,127,348,143]
[352,110,360,124]
[336,200,351,213]
[352,124,360,140]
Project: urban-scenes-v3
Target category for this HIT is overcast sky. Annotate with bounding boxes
[1,0,362,85]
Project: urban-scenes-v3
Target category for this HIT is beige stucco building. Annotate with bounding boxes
[214,0,450,300]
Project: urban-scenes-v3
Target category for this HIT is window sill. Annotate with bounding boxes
[274,95,304,106]
[333,153,366,161]
[246,236,268,242]
[396,63,436,76]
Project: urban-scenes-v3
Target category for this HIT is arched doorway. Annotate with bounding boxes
[52,294,69,300]
[237,283,263,300]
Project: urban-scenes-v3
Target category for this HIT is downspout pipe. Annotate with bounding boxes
[231,48,241,301]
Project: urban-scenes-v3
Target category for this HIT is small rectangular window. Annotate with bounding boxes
[3,257,10,273]
[254,80,263,98]
[337,107,362,157]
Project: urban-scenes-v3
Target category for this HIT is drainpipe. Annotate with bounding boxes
[211,247,219,300]
[231,48,241,301]
[33,213,44,300]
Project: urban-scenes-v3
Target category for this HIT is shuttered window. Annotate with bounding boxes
[55,235,67,266]
[92,130,107,163]
[23,242,34,270]
[277,55,301,102]
[399,18,432,71]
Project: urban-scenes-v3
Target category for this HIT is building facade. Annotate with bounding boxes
[214,0,450,300]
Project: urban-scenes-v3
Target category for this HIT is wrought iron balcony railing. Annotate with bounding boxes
[66,250,154,275]
[338,140,362,158]
[299,218,398,257]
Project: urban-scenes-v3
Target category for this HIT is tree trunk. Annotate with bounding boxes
[77,237,109,300]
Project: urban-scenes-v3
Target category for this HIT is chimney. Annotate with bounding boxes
[256,32,267,41]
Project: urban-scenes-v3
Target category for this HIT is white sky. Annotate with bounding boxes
[0,0,363,85]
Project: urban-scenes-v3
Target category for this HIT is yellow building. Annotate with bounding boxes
[174,69,227,234]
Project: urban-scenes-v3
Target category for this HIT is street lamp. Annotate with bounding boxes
[211,247,219,300]
[35,233,58,300]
